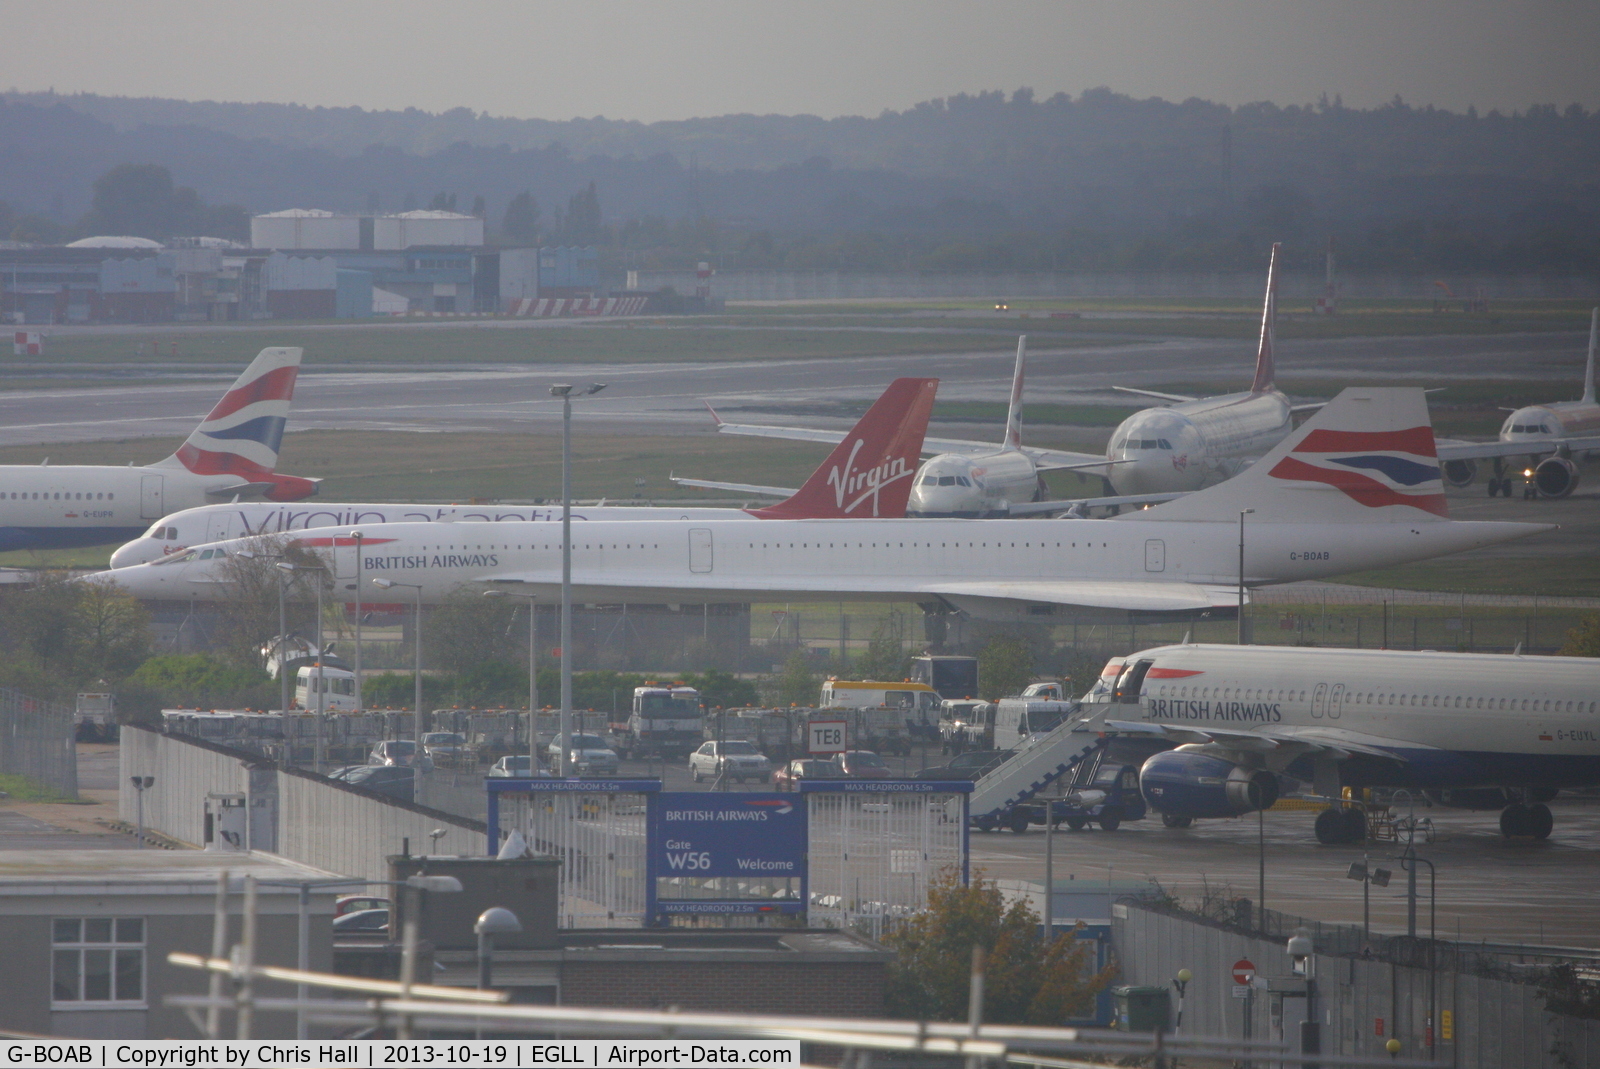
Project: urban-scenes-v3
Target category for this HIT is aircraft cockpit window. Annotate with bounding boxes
[956,476,972,486]
[920,476,938,485]
[938,476,957,486]
[153,550,196,566]
[1540,424,1552,433]
[1158,439,1172,450]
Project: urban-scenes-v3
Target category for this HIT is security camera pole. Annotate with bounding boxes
[550,382,606,776]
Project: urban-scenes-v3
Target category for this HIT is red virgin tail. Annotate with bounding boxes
[748,378,938,519]
[1250,242,1281,394]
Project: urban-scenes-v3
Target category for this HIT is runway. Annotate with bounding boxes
[0,327,1587,448]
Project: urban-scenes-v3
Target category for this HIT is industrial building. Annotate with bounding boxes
[0,208,621,324]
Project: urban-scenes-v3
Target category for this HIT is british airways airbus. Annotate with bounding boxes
[1083,642,1600,842]
[0,348,317,551]
[95,386,1548,620]
[703,244,1316,517]
[107,377,938,567]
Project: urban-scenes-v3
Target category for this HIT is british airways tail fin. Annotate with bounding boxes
[155,347,301,476]
[1141,387,1450,523]
[1582,306,1596,405]
[1003,336,1026,450]
[1250,243,1281,394]
[748,378,938,519]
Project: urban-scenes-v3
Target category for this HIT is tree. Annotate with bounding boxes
[68,577,151,680]
[774,650,819,706]
[683,668,759,709]
[208,536,324,670]
[1560,614,1600,657]
[428,192,458,212]
[883,868,1113,1023]
[424,585,519,674]
[502,190,540,244]
[565,181,602,244]
[857,611,910,681]
[130,654,272,709]
[977,632,1034,699]
[81,163,199,239]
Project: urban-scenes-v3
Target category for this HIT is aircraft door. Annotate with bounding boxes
[1311,682,1327,718]
[205,512,233,543]
[1328,683,1345,720]
[688,528,713,573]
[333,539,358,580]
[1143,539,1165,572]
[140,475,165,520]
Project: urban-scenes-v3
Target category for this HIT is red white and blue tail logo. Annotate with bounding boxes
[165,347,302,477]
[1268,426,1448,517]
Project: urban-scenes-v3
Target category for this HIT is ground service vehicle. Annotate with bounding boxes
[368,740,430,770]
[910,655,980,700]
[296,664,358,712]
[615,683,705,758]
[331,765,415,802]
[819,679,937,754]
[939,699,995,753]
[487,755,547,778]
[993,681,1078,751]
[689,740,773,783]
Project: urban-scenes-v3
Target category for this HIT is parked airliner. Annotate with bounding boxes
[108,377,938,567]
[705,244,1316,517]
[0,347,316,551]
[95,387,1548,619]
[1436,306,1600,498]
[1080,642,1600,842]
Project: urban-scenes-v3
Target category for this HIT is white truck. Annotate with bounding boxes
[992,681,1080,752]
[818,679,938,755]
[611,683,705,758]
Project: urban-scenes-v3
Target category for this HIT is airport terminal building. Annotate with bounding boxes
[0,209,635,324]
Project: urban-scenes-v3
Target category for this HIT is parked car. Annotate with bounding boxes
[689,740,773,783]
[832,750,893,779]
[913,749,1012,781]
[334,894,390,918]
[488,755,550,779]
[369,739,431,772]
[330,764,416,802]
[421,731,471,767]
[773,758,845,791]
[332,908,390,934]
[546,733,620,775]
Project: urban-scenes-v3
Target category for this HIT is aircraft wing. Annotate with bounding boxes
[1436,436,1600,461]
[669,475,793,497]
[709,420,854,447]
[1105,720,1420,762]
[1112,386,1199,404]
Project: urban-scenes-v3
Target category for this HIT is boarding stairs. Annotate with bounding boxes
[967,705,1112,823]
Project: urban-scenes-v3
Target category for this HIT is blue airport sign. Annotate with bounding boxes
[651,792,805,878]
[798,780,974,793]
[485,778,662,793]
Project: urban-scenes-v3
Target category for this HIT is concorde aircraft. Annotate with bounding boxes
[93,386,1549,619]
[0,347,317,551]
[106,377,938,568]
[1435,306,1600,498]
[1080,642,1600,842]
[700,244,1319,517]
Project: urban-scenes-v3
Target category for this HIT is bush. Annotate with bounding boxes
[130,654,274,709]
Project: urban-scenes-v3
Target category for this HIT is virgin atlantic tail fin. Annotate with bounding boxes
[1250,243,1281,394]
[748,378,938,519]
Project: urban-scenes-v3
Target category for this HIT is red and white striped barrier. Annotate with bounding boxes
[504,296,650,318]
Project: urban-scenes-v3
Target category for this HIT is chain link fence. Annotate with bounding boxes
[0,686,78,799]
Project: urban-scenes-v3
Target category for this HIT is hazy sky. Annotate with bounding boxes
[6,0,1598,122]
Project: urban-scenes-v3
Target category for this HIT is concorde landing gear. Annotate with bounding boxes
[1499,801,1553,840]
[1314,805,1367,845]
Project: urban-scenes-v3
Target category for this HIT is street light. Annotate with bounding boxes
[350,530,365,713]
[1238,508,1255,644]
[278,561,330,768]
[130,775,154,848]
[1171,967,1191,1031]
[237,548,290,715]
[374,577,425,746]
[483,589,538,775]
[1345,856,1392,943]
[550,382,606,777]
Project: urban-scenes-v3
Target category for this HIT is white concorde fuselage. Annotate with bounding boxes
[1085,643,1600,785]
[104,513,1542,611]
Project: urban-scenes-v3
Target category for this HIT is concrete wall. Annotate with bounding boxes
[121,727,485,882]
[560,961,886,1017]
[1113,900,1600,1068]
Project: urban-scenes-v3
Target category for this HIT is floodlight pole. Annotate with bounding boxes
[1238,509,1255,644]
[486,589,539,774]
[352,530,365,712]
[552,383,606,777]
[375,579,425,744]
[277,571,289,716]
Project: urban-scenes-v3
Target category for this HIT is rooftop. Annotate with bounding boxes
[0,849,345,895]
